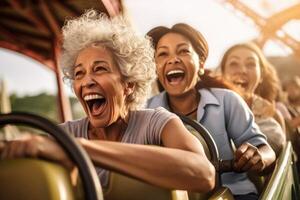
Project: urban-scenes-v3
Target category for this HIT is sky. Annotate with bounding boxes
[0,0,298,96]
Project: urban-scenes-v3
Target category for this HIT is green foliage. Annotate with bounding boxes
[10,93,84,123]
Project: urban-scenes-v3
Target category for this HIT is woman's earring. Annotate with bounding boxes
[198,68,205,76]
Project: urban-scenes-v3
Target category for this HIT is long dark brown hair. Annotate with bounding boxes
[147,23,234,92]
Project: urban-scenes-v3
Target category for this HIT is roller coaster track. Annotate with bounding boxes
[217,0,300,57]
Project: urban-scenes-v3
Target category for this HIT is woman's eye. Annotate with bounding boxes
[156,52,167,57]
[74,70,84,79]
[246,62,256,68]
[229,61,239,68]
[94,66,107,72]
[179,49,189,54]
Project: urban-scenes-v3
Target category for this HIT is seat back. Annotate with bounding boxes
[0,112,103,200]
[208,187,234,200]
[104,115,221,200]
[0,158,75,200]
[181,117,223,200]
[184,124,211,160]
[104,172,188,200]
[178,115,219,170]
[103,120,214,200]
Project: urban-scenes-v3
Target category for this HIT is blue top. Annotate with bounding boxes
[147,88,267,195]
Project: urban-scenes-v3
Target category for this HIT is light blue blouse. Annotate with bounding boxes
[147,88,268,195]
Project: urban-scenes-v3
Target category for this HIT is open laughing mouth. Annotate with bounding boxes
[165,69,185,85]
[232,79,248,90]
[84,94,107,116]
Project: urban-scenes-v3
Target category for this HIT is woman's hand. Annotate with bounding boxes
[234,142,266,173]
[0,134,74,170]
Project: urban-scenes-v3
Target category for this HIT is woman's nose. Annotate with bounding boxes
[167,55,181,65]
[237,64,247,74]
[82,76,96,88]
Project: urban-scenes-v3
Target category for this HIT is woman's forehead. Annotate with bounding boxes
[157,32,191,46]
[74,45,116,68]
[227,47,258,59]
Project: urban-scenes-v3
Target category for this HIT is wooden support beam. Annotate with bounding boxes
[39,0,61,38]
[0,41,55,71]
[52,39,73,122]
[0,16,50,37]
[102,0,123,17]
[0,25,20,44]
[0,24,50,52]
[9,0,49,33]
[55,1,78,18]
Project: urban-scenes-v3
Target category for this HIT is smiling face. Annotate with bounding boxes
[72,45,130,128]
[223,47,261,94]
[155,32,202,96]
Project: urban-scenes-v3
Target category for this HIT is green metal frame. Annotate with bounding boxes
[260,142,300,200]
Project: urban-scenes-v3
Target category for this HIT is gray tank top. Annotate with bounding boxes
[59,107,178,187]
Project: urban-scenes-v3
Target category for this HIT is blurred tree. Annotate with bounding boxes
[10,93,84,123]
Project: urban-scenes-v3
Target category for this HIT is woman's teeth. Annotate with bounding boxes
[84,94,104,101]
[233,80,248,88]
[166,69,185,84]
[167,69,184,76]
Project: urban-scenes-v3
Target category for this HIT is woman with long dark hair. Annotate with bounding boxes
[147,23,275,200]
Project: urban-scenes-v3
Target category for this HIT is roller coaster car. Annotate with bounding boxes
[0,113,299,200]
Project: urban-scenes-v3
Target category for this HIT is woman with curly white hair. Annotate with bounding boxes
[0,10,215,192]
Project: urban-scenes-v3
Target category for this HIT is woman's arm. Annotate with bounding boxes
[79,117,215,192]
[0,118,215,192]
[0,134,74,170]
[224,91,276,172]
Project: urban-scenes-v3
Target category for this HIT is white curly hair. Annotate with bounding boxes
[60,10,156,110]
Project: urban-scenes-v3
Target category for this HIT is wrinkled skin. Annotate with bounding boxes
[73,45,133,129]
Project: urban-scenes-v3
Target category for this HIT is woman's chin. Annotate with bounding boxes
[87,111,111,128]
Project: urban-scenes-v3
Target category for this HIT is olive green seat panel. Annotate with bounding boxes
[103,124,213,200]
[0,158,75,200]
[208,187,234,200]
[188,187,234,200]
[104,172,189,200]
[103,120,230,200]
[188,192,210,200]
